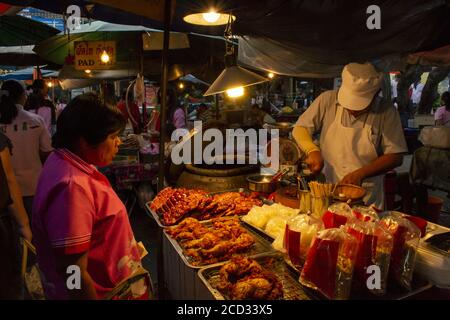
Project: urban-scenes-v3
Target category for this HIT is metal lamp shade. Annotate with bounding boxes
[203,65,268,96]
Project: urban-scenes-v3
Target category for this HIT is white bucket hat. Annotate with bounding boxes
[338,62,382,111]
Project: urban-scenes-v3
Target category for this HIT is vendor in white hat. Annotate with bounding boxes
[293,62,408,209]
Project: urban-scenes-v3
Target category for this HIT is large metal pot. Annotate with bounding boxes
[263,122,294,137]
[246,174,277,193]
[176,157,259,192]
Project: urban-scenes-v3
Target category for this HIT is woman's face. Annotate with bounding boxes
[84,131,122,167]
[18,90,27,106]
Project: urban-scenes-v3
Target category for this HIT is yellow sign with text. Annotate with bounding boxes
[74,41,116,70]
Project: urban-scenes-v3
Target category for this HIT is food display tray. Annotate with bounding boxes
[198,252,314,300]
[145,201,167,228]
[145,188,266,229]
[163,220,276,269]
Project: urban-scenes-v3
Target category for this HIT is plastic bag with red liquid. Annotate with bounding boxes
[322,203,354,229]
[344,220,393,295]
[351,205,380,223]
[282,214,323,268]
[300,228,358,299]
[380,212,421,290]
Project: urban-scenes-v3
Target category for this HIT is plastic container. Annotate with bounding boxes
[415,245,450,288]
[425,196,443,223]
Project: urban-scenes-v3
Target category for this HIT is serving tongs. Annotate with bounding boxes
[269,167,291,184]
[297,171,309,192]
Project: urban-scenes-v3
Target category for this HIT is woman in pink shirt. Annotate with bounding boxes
[32,93,150,300]
[435,92,450,127]
[158,87,186,136]
[25,79,56,135]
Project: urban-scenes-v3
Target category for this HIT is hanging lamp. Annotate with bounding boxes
[203,15,268,97]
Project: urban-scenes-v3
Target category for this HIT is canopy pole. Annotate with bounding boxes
[158,0,172,192]
[157,0,172,300]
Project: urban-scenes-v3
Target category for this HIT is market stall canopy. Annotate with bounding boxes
[0,66,56,80]
[0,45,39,66]
[406,45,450,66]
[89,0,175,23]
[34,20,189,66]
[6,1,450,56]
[0,2,23,15]
[180,74,209,86]
[7,1,449,76]
[58,61,192,82]
[0,14,59,46]
[58,78,99,90]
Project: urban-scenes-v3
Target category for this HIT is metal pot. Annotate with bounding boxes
[176,156,259,192]
[247,174,277,193]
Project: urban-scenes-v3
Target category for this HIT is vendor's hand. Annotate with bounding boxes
[340,170,364,186]
[19,224,32,242]
[305,150,324,175]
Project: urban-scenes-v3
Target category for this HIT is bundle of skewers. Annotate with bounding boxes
[308,181,334,218]
[308,181,334,197]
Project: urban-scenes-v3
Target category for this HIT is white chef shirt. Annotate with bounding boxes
[295,90,408,156]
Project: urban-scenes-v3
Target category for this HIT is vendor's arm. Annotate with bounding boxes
[55,252,97,300]
[293,91,329,174]
[292,127,323,174]
[341,153,403,185]
[342,105,407,185]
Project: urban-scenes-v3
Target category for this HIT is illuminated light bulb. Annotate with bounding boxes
[47,81,53,88]
[84,69,92,74]
[268,72,275,79]
[179,83,184,89]
[226,87,244,98]
[100,50,110,63]
[202,11,221,23]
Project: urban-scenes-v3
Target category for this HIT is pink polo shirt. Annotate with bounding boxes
[32,149,142,299]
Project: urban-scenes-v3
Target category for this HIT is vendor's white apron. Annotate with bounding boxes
[320,104,385,209]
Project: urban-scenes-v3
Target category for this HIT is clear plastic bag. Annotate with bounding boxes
[322,203,354,229]
[352,205,380,223]
[345,220,393,295]
[380,211,421,290]
[300,228,358,299]
[283,214,323,268]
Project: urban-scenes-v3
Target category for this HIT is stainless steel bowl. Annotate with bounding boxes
[246,174,277,193]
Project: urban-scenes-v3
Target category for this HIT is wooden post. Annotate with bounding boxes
[157,0,172,300]
[158,0,172,192]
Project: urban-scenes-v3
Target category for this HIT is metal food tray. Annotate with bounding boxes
[198,252,313,300]
[163,220,276,269]
[145,188,266,229]
[144,201,168,228]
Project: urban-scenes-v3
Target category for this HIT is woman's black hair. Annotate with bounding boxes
[52,93,126,150]
[32,79,46,92]
[441,91,450,111]
[0,80,25,124]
